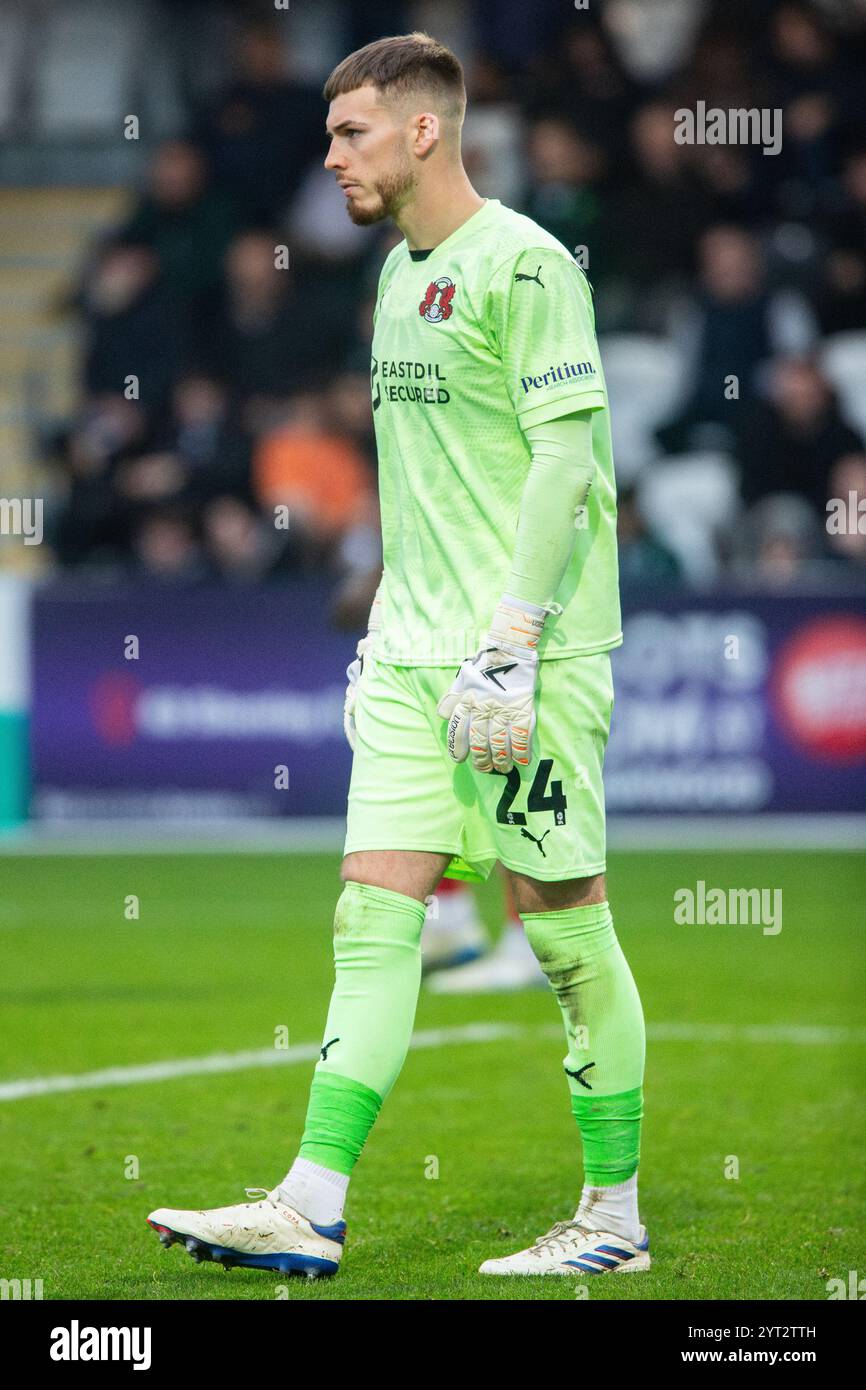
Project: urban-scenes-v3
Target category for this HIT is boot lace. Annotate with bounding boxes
[530,1218,594,1256]
[243,1186,280,1206]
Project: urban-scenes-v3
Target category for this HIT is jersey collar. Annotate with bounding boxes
[404,198,499,263]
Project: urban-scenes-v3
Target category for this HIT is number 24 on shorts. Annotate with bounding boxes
[494,758,570,826]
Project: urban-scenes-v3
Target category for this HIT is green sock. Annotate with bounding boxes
[520,901,645,1185]
[298,880,427,1175]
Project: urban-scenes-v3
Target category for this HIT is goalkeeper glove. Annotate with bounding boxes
[343,588,381,751]
[437,595,559,774]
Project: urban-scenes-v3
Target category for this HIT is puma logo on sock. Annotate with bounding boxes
[564,1061,595,1090]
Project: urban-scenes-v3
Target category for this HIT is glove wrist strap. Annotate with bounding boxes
[488,593,559,655]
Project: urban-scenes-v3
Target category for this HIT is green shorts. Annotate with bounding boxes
[344,652,614,884]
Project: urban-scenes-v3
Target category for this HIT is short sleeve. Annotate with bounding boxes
[483,247,606,427]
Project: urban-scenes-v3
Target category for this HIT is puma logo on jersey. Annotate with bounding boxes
[514,265,544,287]
[320,1037,340,1060]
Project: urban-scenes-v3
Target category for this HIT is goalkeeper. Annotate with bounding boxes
[148,30,648,1282]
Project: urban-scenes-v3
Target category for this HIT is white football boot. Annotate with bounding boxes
[427,924,546,993]
[479,1215,650,1276]
[421,885,489,973]
[147,1186,344,1278]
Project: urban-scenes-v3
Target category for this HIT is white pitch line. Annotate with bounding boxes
[647,1022,866,1046]
[0,1023,525,1103]
[1,1020,864,1104]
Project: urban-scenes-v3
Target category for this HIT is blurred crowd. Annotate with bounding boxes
[40,0,866,605]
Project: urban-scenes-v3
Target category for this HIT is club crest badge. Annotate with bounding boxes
[419,277,456,323]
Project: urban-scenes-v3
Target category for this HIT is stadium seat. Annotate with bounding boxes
[0,1,28,134]
[636,451,741,582]
[819,332,866,441]
[32,0,146,136]
[604,0,705,81]
[0,186,130,480]
[463,104,526,208]
[598,333,689,482]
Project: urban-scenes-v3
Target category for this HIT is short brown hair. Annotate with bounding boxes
[323,31,466,125]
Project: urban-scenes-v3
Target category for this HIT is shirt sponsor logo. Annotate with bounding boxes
[520,360,596,395]
[374,357,450,405]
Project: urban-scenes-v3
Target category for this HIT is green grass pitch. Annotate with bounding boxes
[1,849,864,1301]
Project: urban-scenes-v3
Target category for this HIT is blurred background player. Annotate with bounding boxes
[424,873,546,993]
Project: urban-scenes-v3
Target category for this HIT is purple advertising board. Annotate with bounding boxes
[606,590,866,814]
[31,581,866,819]
[31,581,352,819]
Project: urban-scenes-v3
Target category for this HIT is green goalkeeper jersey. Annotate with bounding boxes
[369,197,621,665]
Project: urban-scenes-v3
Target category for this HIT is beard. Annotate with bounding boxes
[345,153,416,226]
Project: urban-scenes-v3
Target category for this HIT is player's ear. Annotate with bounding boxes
[414,110,440,155]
